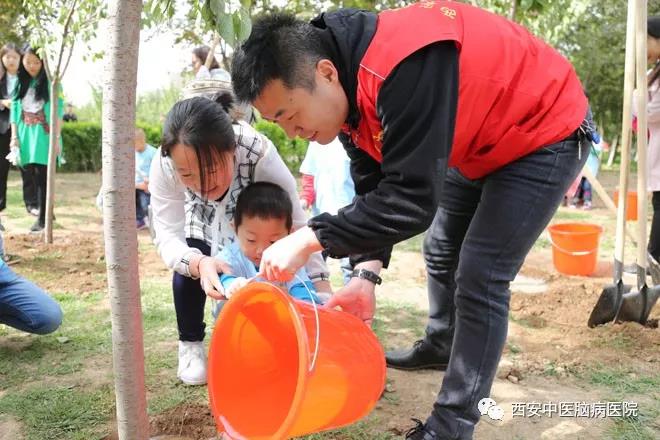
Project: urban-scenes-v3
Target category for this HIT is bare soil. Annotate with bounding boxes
[5,192,657,439]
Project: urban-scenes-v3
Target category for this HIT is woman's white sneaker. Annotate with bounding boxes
[177,340,207,385]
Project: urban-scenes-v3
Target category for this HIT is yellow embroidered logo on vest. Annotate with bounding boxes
[440,6,456,18]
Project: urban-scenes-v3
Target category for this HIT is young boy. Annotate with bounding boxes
[216,182,321,304]
[134,128,156,229]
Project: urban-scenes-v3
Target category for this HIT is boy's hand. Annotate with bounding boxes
[226,277,249,298]
[259,226,322,282]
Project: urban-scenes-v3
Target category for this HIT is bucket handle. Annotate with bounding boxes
[294,274,321,373]
[244,274,321,373]
[547,236,598,256]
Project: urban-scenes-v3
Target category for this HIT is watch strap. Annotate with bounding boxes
[351,268,382,285]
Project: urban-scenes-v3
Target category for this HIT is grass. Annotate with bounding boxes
[0,385,114,440]
[301,420,397,440]
[373,300,427,348]
[578,364,660,440]
[586,366,660,396]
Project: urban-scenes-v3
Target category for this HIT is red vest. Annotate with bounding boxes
[342,1,587,179]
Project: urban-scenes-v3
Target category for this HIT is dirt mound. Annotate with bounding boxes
[149,404,216,439]
[510,252,660,377]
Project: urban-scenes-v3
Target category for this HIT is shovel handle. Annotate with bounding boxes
[614,0,637,263]
[635,0,649,273]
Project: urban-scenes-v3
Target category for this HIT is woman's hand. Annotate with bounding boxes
[9,136,19,150]
[259,226,322,282]
[198,256,232,300]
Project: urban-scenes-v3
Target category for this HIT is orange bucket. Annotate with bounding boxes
[613,190,638,221]
[207,282,386,439]
[547,223,603,276]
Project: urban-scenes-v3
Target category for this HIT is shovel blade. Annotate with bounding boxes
[617,285,660,324]
[588,283,628,327]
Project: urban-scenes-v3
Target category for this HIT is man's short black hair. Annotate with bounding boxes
[231,13,330,103]
[234,182,293,231]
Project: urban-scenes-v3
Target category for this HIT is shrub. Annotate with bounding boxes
[60,122,102,172]
[253,119,308,173]
[59,122,162,172]
[60,118,307,175]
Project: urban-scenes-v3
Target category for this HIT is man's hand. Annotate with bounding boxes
[259,226,322,282]
[136,181,149,192]
[325,277,377,327]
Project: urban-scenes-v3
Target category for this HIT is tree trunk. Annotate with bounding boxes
[102,0,149,439]
[509,0,518,22]
[44,79,59,243]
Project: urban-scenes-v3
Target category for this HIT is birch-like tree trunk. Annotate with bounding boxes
[102,0,149,438]
[44,77,59,243]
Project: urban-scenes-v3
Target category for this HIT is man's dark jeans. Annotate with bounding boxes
[422,135,589,439]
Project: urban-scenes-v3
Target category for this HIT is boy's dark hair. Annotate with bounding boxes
[16,45,49,103]
[231,13,330,103]
[161,92,236,197]
[234,182,293,231]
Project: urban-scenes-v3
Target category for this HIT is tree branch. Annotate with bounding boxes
[42,53,53,81]
[61,38,76,78]
[205,32,220,69]
[55,0,79,78]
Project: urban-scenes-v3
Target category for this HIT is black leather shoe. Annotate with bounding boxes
[29,221,44,233]
[386,339,449,371]
[405,419,440,440]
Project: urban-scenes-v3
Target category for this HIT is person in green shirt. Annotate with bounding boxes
[9,45,63,232]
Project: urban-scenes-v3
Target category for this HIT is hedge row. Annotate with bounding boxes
[60,122,162,172]
[58,120,307,174]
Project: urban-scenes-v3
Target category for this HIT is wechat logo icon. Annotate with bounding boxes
[478,397,505,421]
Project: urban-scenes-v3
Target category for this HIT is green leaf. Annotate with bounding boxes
[215,8,236,47]
[235,7,252,43]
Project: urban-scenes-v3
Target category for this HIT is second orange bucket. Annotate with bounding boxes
[547,223,603,276]
[207,282,386,439]
[613,190,638,221]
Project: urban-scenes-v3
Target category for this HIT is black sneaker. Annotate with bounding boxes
[386,339,449,371]
[405,419,440,440]
[29,221,44,232]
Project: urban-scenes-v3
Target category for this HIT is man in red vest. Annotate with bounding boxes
[232,2,593,438]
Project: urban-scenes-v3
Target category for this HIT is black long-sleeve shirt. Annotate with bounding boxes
[308,29,458,267]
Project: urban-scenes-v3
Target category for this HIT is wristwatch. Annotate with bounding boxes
[351,268,382,285]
